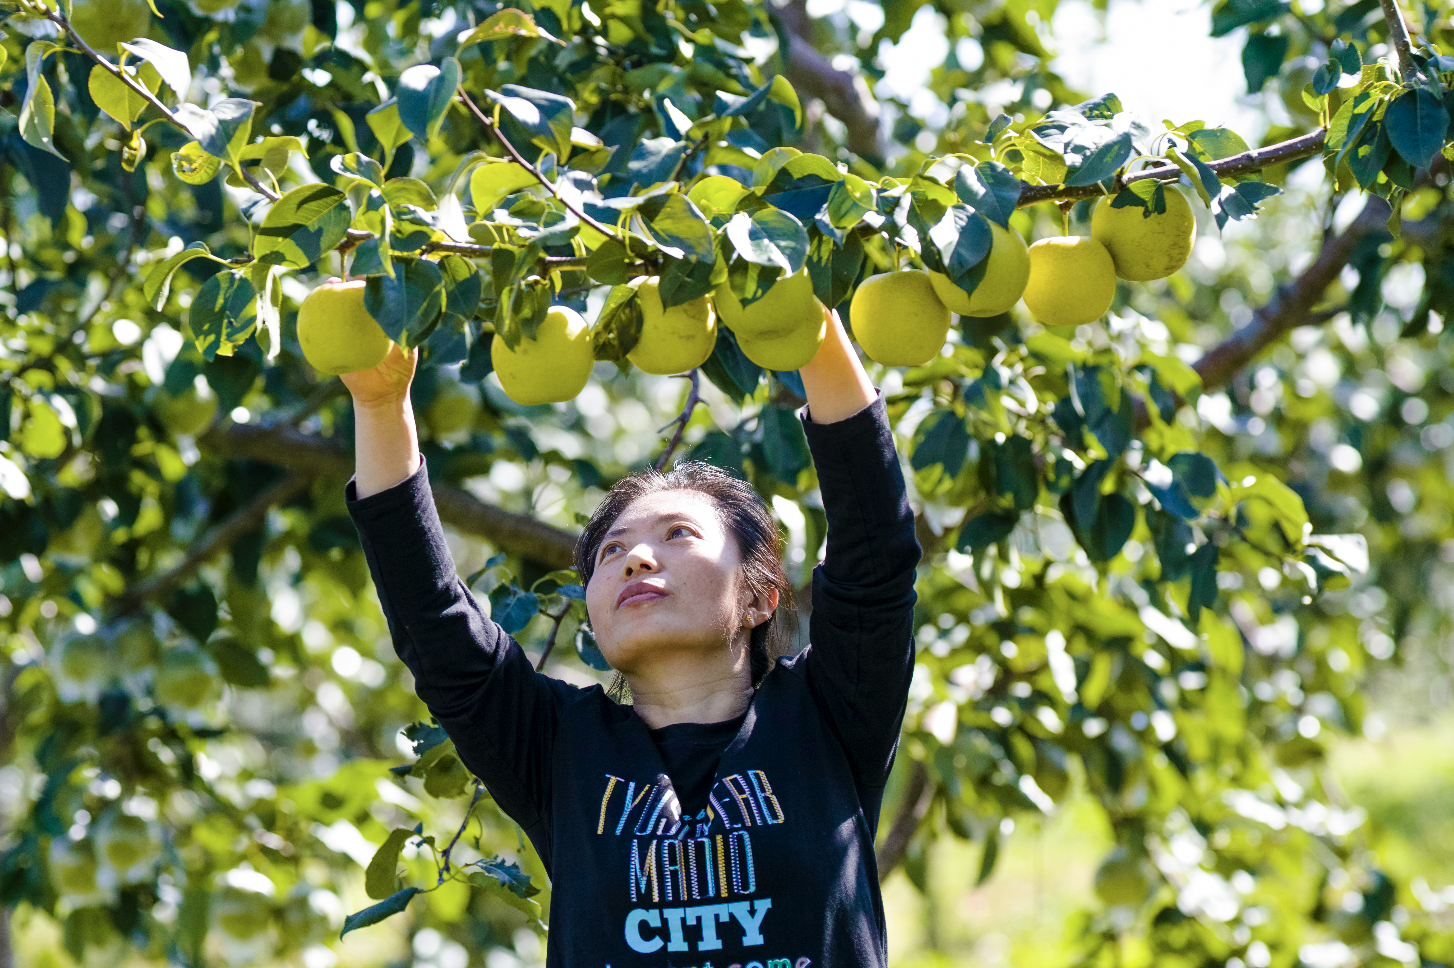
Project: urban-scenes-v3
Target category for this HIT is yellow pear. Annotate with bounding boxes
[928,222,1031,317]
[626,277,716,375]
[424,376,477,438]
[1021,237,1117,329]
[736,311,828,371]
[296,279,393,376]
[714,268,822,339]
[491,306,594,405]
[1091,186,1196,281]
[848,270,951,367]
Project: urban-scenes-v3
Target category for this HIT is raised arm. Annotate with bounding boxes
[798,308,876,425]
[341,342,578,860]
[796,307,921,798]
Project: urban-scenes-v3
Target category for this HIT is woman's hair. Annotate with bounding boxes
[574,462,797,694]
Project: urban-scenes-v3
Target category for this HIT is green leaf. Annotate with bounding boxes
[144,241,226,310]
[468,858,541,918]
[1384,89,1448,170]
[365,829,415,900]
[575,626,612,671]
[725,209,809,272]
[188,270,257,362]
[927,206,993,283]
[330,151,384,187]
[1063,491,1136,562]
[1186,543,1219,624]
[953,162,1019,228]
[824,173,875,230]
[1186,127,1250,162]
[769,74,803,128]
[366,99,413,156]
[396,58,461,143]
[486,84,576,161]
[1241,33,1289,93]
[700,329,763,403]
[204,636,271,688]
[118,38,191,102]
[1210,0,1290,37]
[627,138,689,187]
[457,7,563,46]
[470,161,539,213]
[911,409,970,478]
[647,194,715,261]
[488,584,539,634]
[1229,472,1308,544]
[171,141,221,184]
[760,406,811,483]
[19,41,64,159]
[252,184,351,269]
[1065,132,1134,187]
[956,510,1019,551]
[341,887,420,938]
[88,62,160,128]
[364,258,446,347]
[1211,180,1281,230]
[688,175,752,217]
[176,98,257,168]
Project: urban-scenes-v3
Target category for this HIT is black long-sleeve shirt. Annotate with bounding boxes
[346,395,920,967]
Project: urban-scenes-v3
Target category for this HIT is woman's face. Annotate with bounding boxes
[585,489,766,674]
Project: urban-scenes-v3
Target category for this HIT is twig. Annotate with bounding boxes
[875,760,933,880]
[221,229,590,270]
[438,783,486,880]
[654,369,701,471]
[1017,129,1327,208]
[109,468,314,619]
[455,90,622,241]
[534,606,572,672]
[37,6,281,202]
[1379,0,1423,83]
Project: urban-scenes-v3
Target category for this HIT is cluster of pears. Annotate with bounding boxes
[1022,186,1198,328]
[294,187,1198,404]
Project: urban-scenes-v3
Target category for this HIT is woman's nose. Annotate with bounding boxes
[623,545,655,577]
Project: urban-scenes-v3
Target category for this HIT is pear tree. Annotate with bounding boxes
[3,0,1454,964]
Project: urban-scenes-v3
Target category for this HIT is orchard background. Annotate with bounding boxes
[2,0,1454,964]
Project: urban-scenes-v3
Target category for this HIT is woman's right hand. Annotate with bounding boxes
[341,340,419,410]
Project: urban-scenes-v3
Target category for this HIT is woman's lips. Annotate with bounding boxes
[616,581,667,609]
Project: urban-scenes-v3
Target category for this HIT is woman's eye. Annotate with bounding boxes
[600,543,621,560]
[669,526,692,539]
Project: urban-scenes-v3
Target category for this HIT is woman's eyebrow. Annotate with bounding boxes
[603,510,702,540]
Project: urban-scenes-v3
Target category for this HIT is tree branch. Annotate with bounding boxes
[875,760,933,880]
[1190,195,1391,395]
[1017,129,1328,208]
[111,469,314,617]
[654,369,701,471]
[775,0,885,162]
[1135,195,1393,430]
[1379,0,1422,82]
[196,421,579,568]
[456,91,622,241]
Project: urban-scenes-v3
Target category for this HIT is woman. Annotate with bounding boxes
[344,304,920,967]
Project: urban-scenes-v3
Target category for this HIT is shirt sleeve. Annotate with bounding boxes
[346,456,583,838]
[799,393,921,790]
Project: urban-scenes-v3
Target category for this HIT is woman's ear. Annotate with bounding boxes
[742,586,779,628]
